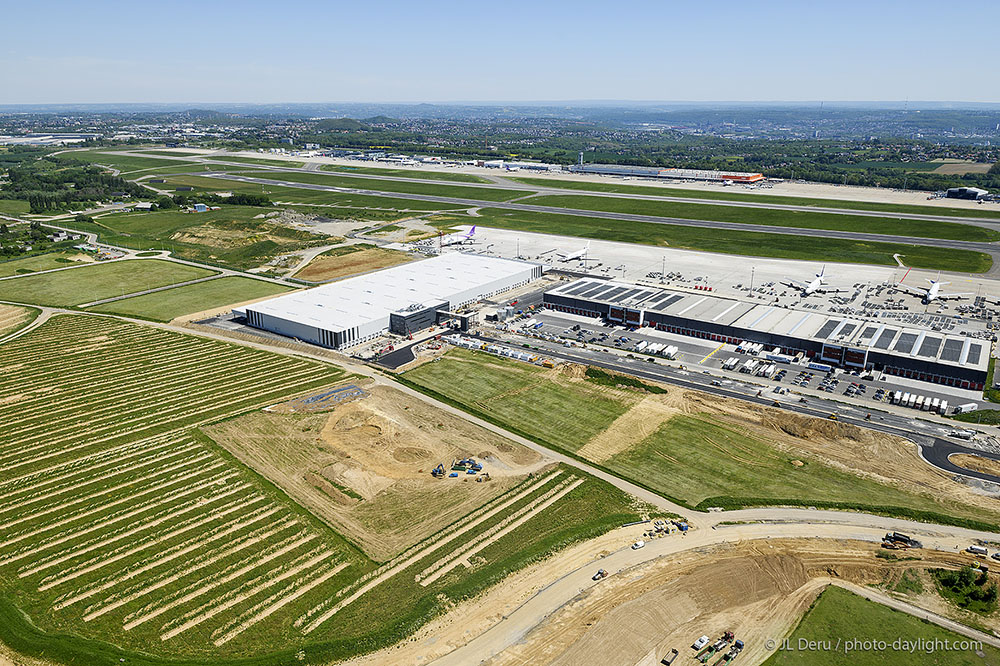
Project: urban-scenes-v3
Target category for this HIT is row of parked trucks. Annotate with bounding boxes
[889,391,977,415]
[724,356,781,379]
[632,340,680,359]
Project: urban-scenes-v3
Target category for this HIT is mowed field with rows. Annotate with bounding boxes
[0,315,649,664]
[0,315,364,661]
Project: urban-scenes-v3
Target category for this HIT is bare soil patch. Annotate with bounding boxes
[203,384,546,561]
[0,305,32,337]
[950,453,1000,479]
[292,246,412,282]
[932,161,994,175]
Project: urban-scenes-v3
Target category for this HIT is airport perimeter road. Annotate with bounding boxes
[201,172,1000,260]
[428,520,1000,666]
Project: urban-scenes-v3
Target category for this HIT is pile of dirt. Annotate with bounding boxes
[558,363,588,379]
[763,412,875,444]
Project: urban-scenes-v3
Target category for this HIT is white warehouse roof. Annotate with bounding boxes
[238,252,539,345]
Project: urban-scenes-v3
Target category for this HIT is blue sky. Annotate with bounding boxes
[2,0,997,104]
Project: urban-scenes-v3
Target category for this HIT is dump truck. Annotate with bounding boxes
[713,640,745,665]
[661,648,679,665]
[698,632,734,662]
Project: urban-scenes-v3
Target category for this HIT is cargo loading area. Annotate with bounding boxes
[544,277,991,390]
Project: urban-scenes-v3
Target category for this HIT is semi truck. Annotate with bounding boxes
[955,402,979,414]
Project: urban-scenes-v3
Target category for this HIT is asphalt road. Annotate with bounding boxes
[202,172,1000,265]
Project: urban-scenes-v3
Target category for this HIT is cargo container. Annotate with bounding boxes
[931,397,941,413]
[939,400,949,415]
[906,394,917,408]
[955,402,979,414]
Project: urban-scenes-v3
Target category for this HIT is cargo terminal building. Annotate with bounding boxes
[544,278,989,390]
[567,163,765,183]
[237,253,542,350]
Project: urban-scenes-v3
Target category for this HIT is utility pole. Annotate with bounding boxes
[750,266,755,295]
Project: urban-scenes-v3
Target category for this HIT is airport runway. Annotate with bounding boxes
[120,150,1000,226]
[203,171,1000,274]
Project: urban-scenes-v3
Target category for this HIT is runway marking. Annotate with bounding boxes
[699,343,725,364]
[900,267,912,283]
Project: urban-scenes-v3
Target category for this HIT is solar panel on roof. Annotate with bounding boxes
[565,281,598,295]
[644,293,677,310]
[615,288,643,302]
[583,284,616,299]
[598,286,629,300]
[894,332,918,354]
[967,344,982,365]
[815,319,841,339]
[860,326,878,340]
[874,328,897,349]
[940,338,964,362]
[838,323,857,338]
[917,336,942,358]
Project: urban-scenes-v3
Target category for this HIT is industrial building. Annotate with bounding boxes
[567,163,765,183]
[236,253,542,350]
[946,186,989,200]
[544,277,989,390]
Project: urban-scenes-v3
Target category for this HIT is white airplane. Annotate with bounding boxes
[782,266,839,296]
[557,240,594,263]
[438,225,477,247]
[896,276,971,304]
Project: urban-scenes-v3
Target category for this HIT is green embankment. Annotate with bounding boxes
[762,585,1000,666]
[403,349,1000,530]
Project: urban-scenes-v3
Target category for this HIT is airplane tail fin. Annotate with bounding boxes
[469,225,476,235]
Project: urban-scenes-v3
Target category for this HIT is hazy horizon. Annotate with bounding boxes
[4,0,998,105]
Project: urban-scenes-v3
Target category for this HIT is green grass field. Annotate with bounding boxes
[0,259,215,306]
[205,156,305,168]
[0,316,650,664]
[56,150,204,175]
[0,199,30,215]
[404,349,1000,530]
[0,251,98,278]
[321,164,490,183]
[509,177,1000,220]
[234,169,525,202]
[763,585,1000,666]
[405,349,632,452]
[87,276,294,321]
[524,193,999,242]
[463,209,993,273]
[160,174,467,217]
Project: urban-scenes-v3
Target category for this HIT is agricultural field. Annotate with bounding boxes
[508,176,1000,220]
[55,150,205,176]
[524,193,1000,242]
[234,169,525,202]
[404,350,1000,528]
[0,315,651,664]
[0,259,215,307]
[0,250,97,278]
[87,276,294,322]
[0,304,38,337]
[763,585,1000,666]
[459,209,993,272]
[292,243,413,282]
[322,164,490,183]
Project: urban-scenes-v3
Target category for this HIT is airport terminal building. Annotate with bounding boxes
[544,278,990,390]
[238,253,541,349]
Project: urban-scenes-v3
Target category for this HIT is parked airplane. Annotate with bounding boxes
[896,276,971,304]
[782,266,839,296]
[557,241,593,263]
[439,225,477,247]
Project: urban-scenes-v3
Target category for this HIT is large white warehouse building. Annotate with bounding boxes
[236,253,541,349]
